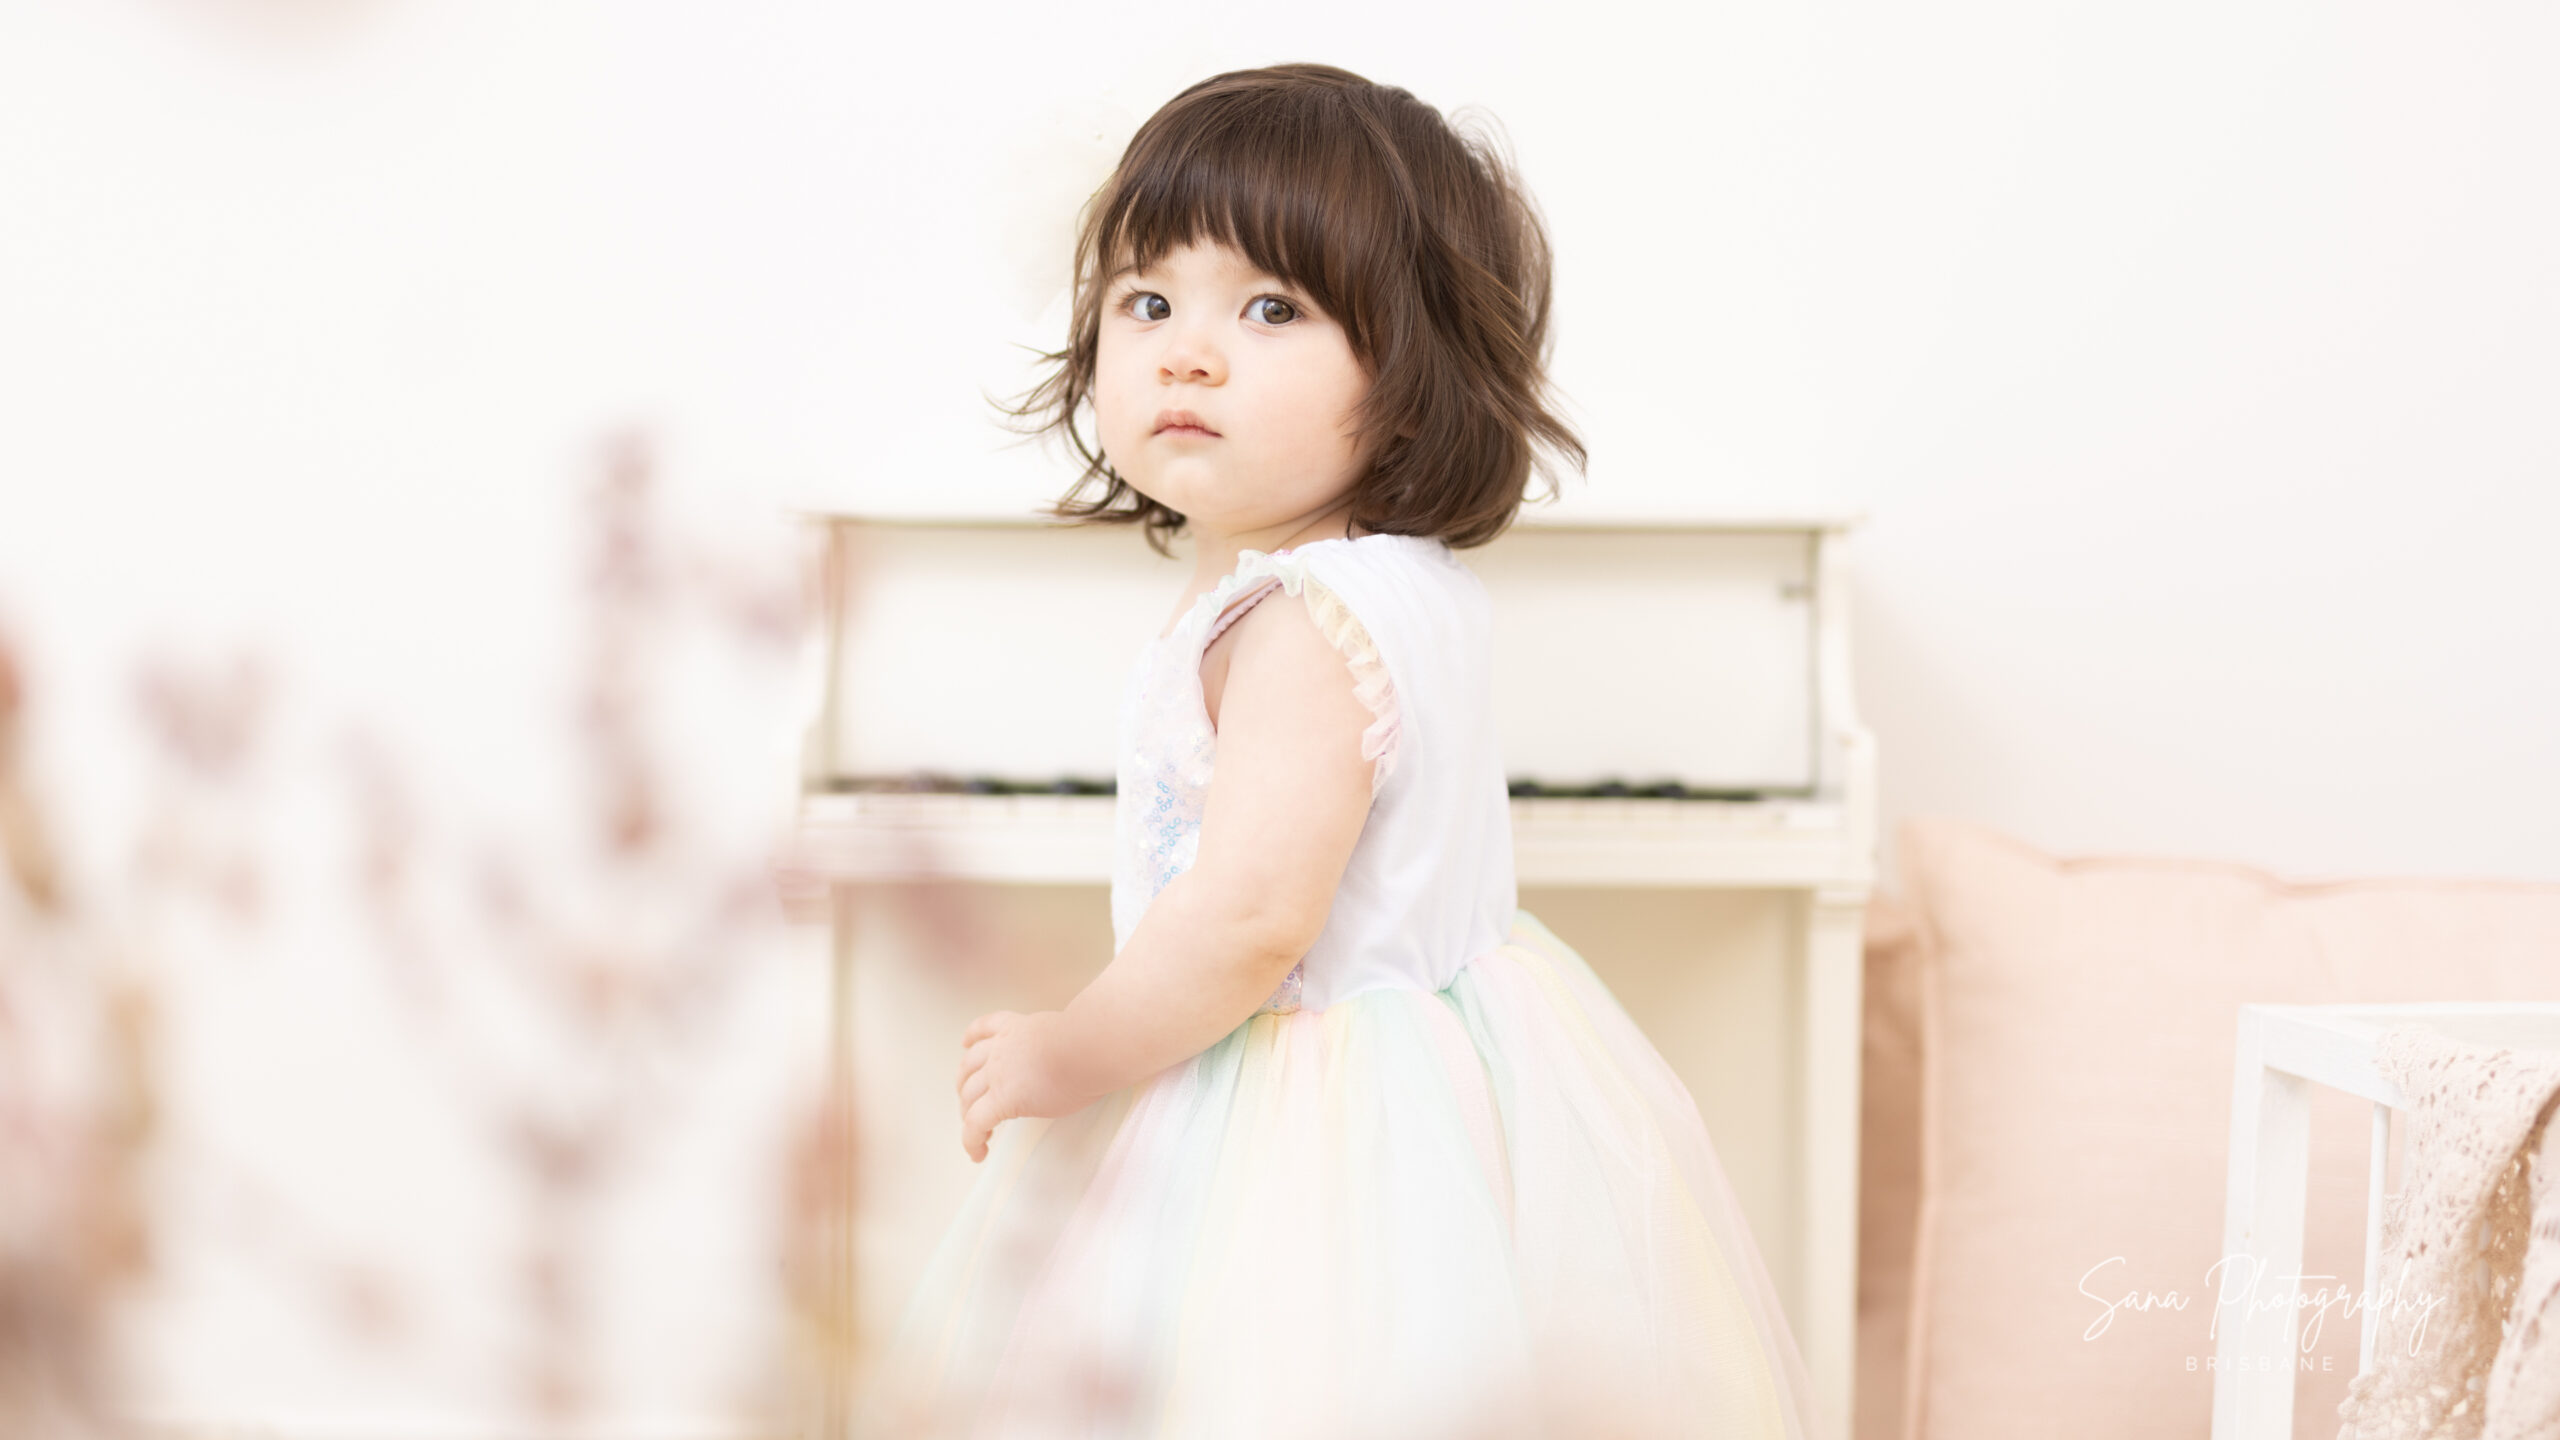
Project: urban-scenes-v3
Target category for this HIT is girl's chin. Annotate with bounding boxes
[1123,470,1223,510]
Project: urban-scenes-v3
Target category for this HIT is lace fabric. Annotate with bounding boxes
[2493,1118,2560,1436]
[2335,1024,2560,1440]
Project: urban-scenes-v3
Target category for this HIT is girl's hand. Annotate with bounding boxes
[955,1010,1080,1163]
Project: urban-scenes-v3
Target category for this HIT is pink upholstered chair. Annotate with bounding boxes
[1856,819,2560,1440]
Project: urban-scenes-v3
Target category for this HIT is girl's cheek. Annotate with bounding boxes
[1089,373,1128,427]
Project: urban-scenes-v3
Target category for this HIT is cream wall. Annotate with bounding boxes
[1829,7,2560,885]
[3,0,2553,1432]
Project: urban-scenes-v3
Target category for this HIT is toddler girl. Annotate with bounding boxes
[858,62,1822,1440]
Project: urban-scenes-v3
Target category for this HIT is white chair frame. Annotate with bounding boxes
[2211,1001,2560,1440]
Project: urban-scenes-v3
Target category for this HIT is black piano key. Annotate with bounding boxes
[825,772,1781,802]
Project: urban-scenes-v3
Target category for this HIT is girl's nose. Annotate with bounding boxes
[1156,322,1225,385]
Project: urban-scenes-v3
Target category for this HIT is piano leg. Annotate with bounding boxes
[1803,883,1868,1440]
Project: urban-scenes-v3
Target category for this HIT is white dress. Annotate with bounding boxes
[855,531,1824,1440]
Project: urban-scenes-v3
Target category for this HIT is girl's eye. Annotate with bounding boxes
[1249,296,1299,326]
[1126,292,1170,322]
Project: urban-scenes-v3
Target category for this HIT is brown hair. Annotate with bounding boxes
[1009,63,1585,556]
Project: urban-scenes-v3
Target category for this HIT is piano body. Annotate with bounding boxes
[792,509,1876,1437]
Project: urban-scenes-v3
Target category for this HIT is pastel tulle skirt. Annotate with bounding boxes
[852,909,1822,1440]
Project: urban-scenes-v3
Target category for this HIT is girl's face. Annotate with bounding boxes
[1092,241,1372,537]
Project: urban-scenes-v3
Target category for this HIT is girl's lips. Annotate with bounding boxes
[1153,408,1220,436]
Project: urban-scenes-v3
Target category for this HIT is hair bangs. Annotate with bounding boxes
[1094,93,1402,354]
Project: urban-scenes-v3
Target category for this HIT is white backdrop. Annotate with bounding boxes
[3,0,2556,1431]
[7,1,2554,886]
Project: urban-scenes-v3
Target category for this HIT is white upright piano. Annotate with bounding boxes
[792,507,1876,1439]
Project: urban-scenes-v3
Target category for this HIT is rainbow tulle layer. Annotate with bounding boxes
[854,909,1820,1440]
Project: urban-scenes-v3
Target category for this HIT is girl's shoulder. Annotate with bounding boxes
[1280,532,1492,664]
[1280,531,1467,592]
[1213,531,1490,671]
[1322,531,1482,609]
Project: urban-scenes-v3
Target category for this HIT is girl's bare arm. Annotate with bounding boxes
[1048,590,1378,1101]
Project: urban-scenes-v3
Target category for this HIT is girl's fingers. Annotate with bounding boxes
[955,1016,1034,1160]
[962,1097,995,1162]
